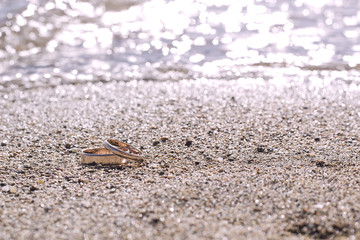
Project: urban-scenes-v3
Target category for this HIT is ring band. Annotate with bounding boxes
[81,148,127,165]
[104,139,143,161]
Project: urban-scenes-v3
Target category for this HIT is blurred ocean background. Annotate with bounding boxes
[0,0,360,91]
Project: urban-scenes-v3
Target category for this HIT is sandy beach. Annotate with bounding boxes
[1,79,360,239]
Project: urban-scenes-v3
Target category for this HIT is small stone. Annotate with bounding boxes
[256,146,265,153]
[81,200,91,208]
[160,137,169,142]
[308,152,316,157]
[69,148,80,153]
[29,185,39,192]
[153,141,160,146]
[216,157,224,162]
[78,178,88,183]
[316,160,325,167]
[9,186,16,193]
[314,137,321,142]
[23,165,32,169]
[148,163,159,168]
[2,185,9,192]
[185,140,192,147]
[1,140,7,146]
[150,218,160,226]
[64,143,71,149]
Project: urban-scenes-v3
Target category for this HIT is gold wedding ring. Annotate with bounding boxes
[81,148,127,165]
[81,139,144,165]
[104,139,143,161]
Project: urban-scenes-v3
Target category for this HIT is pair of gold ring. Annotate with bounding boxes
[81,139,143,165]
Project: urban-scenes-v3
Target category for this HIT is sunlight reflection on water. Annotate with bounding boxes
[0,0,359,90]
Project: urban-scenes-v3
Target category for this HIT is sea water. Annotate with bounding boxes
[0,0,359,91]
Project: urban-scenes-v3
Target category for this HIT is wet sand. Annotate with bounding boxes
[1,79,360,239]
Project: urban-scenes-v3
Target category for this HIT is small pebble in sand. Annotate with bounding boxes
[2,186,17,193]
[160,137,169,142]
[256,146,265,153]
[185,140,192,147]
[29,185,39,192]
[81,201,91,208]
[316,160,325,167]
[9,186,17,193]
[68,148,80,153]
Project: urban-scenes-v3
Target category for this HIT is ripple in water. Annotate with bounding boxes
[0,0,360,91]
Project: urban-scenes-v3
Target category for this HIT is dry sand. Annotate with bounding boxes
[0,79,360,239]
